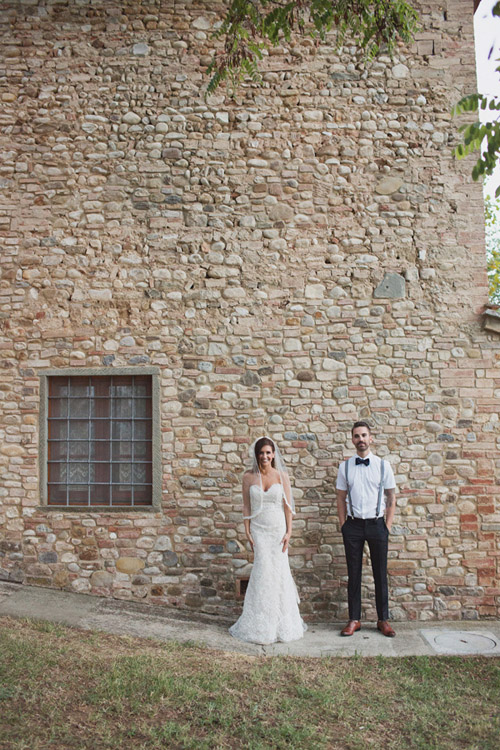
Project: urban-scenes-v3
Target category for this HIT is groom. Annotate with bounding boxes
[336,421,397,637]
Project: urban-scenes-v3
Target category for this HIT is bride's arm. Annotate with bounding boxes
[281,473,293,552]
[242,472,254,549]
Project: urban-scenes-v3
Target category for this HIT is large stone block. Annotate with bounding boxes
[375,176,404,195]
[116,558,146,575]
[373,273,406,299]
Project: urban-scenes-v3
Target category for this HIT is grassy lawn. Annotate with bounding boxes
[0,616,499,750]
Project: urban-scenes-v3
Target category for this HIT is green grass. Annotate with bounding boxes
[0,616,499,750]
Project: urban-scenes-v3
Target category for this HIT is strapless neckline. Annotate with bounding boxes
[257,483,281,493]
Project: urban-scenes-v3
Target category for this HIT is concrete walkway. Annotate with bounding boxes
[1,581,499,658]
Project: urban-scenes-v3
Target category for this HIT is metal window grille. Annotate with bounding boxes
[47,375,152,507]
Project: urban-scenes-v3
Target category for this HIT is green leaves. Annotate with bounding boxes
[453,94,500,198]
[206,0,419,95]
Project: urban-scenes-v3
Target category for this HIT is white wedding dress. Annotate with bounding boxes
[229,483,307,645]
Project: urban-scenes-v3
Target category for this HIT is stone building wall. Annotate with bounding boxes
[0,0,498,622]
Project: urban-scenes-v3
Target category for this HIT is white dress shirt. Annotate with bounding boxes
[336,452,396,519]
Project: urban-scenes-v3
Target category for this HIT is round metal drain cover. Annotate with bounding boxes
[433,632,497,654]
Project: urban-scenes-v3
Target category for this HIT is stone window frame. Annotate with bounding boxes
[38,367,162,511]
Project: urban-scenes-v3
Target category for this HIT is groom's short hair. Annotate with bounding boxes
[352,420,371,434]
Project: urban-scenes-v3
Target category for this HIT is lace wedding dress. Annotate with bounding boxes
[229,483,307,645]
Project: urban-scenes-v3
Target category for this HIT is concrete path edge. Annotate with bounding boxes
[1,582,499,658]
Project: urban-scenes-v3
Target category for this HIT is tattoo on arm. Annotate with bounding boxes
[385,489,396,507]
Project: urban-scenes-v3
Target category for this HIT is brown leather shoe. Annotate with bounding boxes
[341,620,361,636]
[377,620,396,637]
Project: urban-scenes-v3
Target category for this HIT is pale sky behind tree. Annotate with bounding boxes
[475,0,500,195]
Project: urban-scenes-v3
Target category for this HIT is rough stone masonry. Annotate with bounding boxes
[0,0,498,622]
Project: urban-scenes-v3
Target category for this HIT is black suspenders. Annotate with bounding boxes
[377,459,385,517]
[345,458,385,518]
[345,457,354,518]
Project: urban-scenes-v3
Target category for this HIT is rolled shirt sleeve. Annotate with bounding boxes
[336,460,348,491]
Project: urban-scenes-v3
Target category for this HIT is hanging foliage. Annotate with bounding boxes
[206,0,419,94]
[453,95,500,197]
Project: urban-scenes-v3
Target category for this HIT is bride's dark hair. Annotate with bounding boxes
[254,437,276,468]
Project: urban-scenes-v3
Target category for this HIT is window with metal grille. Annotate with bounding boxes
[46,374,153,507]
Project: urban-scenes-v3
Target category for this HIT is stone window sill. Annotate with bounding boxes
[38,505,159,513]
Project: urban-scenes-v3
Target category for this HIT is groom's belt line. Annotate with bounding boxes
[347,516,382,522]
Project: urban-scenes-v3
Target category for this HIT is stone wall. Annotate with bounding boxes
[0,0,499,622]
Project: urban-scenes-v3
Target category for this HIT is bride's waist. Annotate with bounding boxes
[251,501,283,511]
[250,507,284,521]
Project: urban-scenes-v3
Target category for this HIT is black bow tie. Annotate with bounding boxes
[356,457,370,466]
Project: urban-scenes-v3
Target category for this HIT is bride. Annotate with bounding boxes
[229,436,307,645]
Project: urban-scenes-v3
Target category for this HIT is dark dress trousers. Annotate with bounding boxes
[341,516,389,621]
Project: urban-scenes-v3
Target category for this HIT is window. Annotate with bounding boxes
[40,369,160,508]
